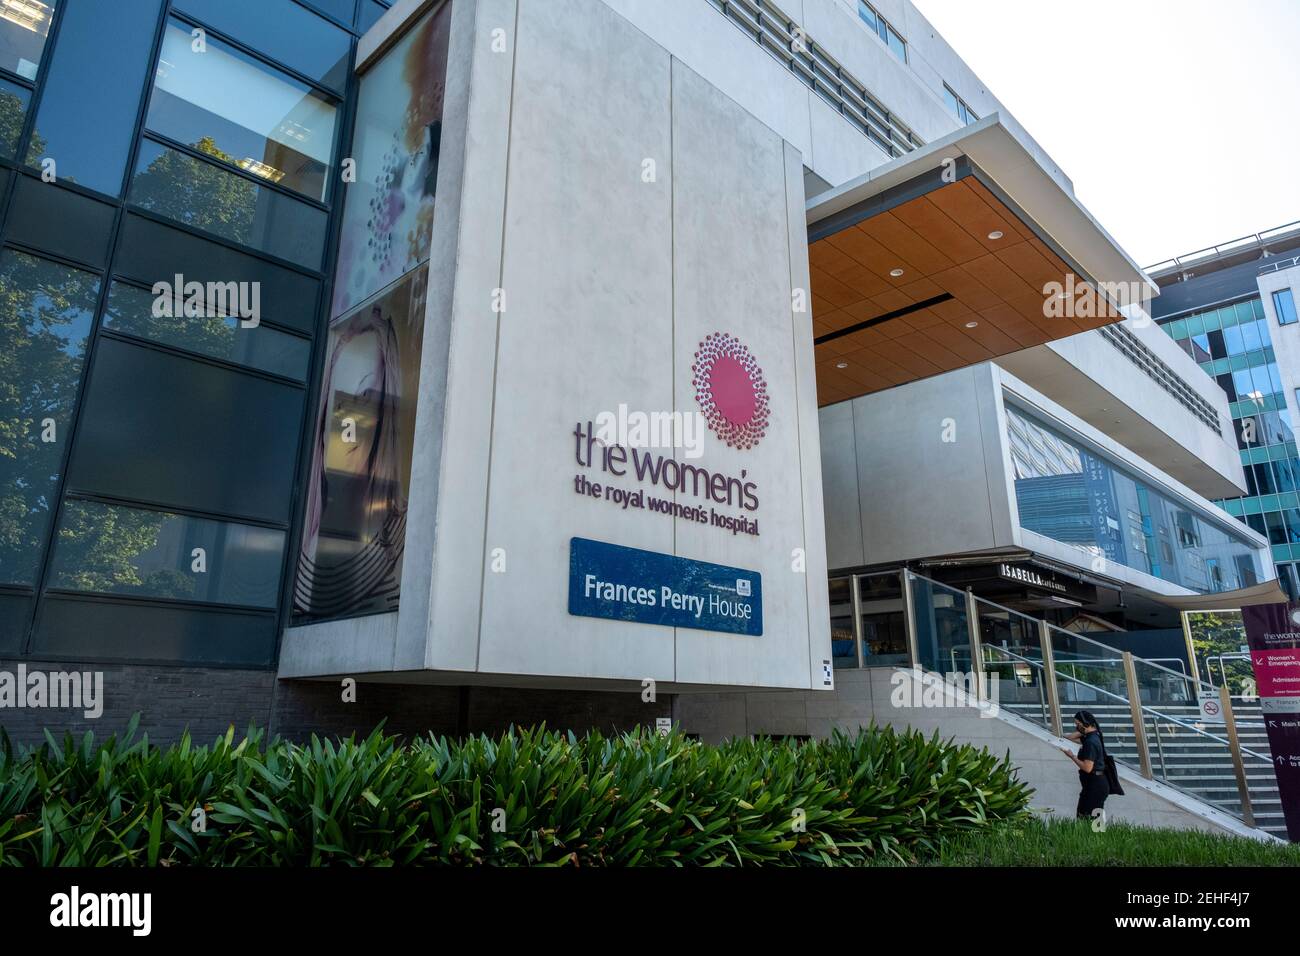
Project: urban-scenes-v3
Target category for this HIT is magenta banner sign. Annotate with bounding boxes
[1241,602,1300,841]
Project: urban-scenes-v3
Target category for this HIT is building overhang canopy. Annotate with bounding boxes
[1155,579,1290,612]
[806,115,1158,406]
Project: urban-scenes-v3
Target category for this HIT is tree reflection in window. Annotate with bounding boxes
[0,250,100,586]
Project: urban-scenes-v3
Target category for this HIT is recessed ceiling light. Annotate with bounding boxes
[836,362,849,369]
[965,321,979,328]
[889,268,905,277]
[988,230,1004,240]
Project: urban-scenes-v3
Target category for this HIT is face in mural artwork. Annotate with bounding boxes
[692,332,769,450]
[297,269,428,621]
[296,5,453,623]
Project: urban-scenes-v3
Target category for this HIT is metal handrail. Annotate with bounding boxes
[912,571,1273,830]
[1052,628,1215,696]
[1145,218,1300,276]
[977,647,1263,759]
[970,585,1216,696]
[982,644,1270,762]
[925,577,1221,699]
[1259,254,1300,275]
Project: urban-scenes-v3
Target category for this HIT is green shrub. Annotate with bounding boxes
[0,719,1030,866]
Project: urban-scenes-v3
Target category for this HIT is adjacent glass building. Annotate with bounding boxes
[1154,236,1300,597]
[0,0,393,664]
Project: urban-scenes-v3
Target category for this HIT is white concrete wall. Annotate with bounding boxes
[820,362,1015,571]
[600,0,1073,198]
[675,667,1272,837]
[287,0,831,690]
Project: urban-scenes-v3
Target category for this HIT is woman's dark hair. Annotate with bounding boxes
[1073,710,1100,731]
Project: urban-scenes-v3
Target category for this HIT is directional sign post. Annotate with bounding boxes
[1241,603,1300,842]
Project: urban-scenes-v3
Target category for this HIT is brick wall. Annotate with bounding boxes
[0,660,670,748]
[0,659,276,747]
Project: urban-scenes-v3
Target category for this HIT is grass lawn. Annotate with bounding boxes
[897,816,1300,867]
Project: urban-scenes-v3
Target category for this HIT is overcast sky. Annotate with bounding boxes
[912,0,1300,268]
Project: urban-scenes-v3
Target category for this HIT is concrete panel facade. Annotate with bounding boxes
[823,363,1013,571]
[818,360,1271,593]
[281,0,832,692]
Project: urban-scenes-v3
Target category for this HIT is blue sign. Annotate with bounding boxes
[568,537,762,636]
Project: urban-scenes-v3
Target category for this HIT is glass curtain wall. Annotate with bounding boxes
[0,0,394,664]
[1160,295,1300,595]
[1006,403,1264,593]
[827,572,909,669]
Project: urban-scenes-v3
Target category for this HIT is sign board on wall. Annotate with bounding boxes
[1241,602,1300,842]
[1197,691,1225,725]
[568,537,762,637]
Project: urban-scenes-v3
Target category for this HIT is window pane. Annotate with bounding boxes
[0,251,100,586]
[857,2,879,33]
[1265,511,1287,546]
[1207,328,1226,359]
[67,337,303,524]
[129,138,328,270]
[148,20,338,202]
[887,26,907,61]
[332,2,451,314]
[1255,462,1277,496]
[0,592,32,654]
[0,0,54,79]
[1240,317,1262,351]
[295,266,428,622]
[33,595,276,665]
[173,0,351,91]
[1274,288,1298,326]
[47,499,285,608]
[942,85,960,120]
[1217,372,1236,402]
[304,0,354,24]
[1277,459,1298,494]
[0,76,30,158]
[359,0,387,32]
[116,214,321,335]
[6,175,115,268]
[1222,323,1243,355]
[25,0,163,196]
[102,282,311,380]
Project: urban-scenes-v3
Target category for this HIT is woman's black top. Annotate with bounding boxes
[1078,730,1106,783]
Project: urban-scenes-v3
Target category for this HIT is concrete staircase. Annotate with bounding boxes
[1004,699,1287,840]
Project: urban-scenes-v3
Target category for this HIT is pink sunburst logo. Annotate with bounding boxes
[692,332,769,450]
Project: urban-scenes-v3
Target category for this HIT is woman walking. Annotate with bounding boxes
[1062,710,1110,820]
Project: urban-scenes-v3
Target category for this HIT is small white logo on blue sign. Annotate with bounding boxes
[568,537,762,636]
